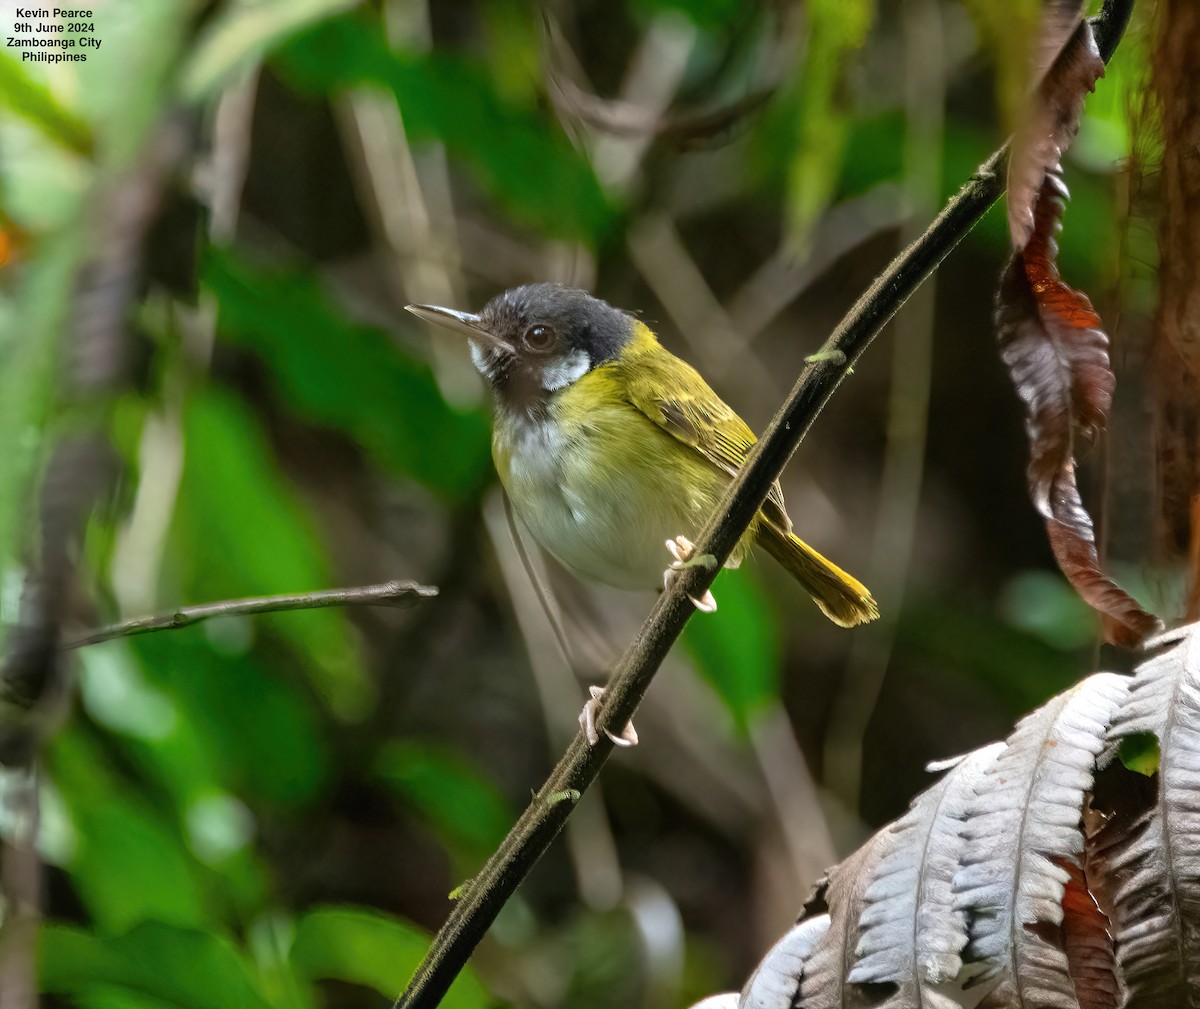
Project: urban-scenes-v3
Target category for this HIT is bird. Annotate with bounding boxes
[407,283,877,621]
[407,284,878,739]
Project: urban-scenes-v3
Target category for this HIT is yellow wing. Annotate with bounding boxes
[617,344,793,530]
[612,330,878,627]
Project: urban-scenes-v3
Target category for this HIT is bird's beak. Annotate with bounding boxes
[404,303,515,355]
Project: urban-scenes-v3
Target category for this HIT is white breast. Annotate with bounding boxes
[497,410,716,590]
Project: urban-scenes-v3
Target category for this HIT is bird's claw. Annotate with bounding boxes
[579,685,638,747]
[663,535,718,612]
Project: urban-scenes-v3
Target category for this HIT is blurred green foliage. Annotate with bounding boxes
[682,569,780,734]
[204,248,494,502]
[0,0,1160,1007]
[0,51,93,154]
[785,0,875,249]
[279,14,613,242]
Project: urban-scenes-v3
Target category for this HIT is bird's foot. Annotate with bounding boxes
[579,685,638,747]
[663,535,718,612]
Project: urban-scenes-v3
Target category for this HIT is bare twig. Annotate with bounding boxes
[395,5,1134,1007]
[542,7,796,145]
[548,72,777,142]
[64,581,437,650]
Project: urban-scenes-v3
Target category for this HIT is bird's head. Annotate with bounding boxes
[406,284,635,409]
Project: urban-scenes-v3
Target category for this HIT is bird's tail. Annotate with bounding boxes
[755,521,878,627]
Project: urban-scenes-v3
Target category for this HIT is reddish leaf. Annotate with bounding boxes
[998,171,1160,648]
[1060,859,1118,1009]
[997,171,1113,517]
[1008,18,1105,248]
[1045,472,1161,648]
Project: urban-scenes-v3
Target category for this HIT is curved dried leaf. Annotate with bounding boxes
[1044,475,1162,648]
[997,169,1159,648]
[1093,622,1200,1006]
[953,673,1130,1009]
[797,833,903,1008]
[1031,2,1089,82]
[1008,19,1104,248]
[997,173,1113,518]
[740,915,831,1009]
[1059,861,1117,1009]
[849,743,1004,1008]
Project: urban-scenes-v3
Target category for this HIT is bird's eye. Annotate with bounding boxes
[523,324,556,352]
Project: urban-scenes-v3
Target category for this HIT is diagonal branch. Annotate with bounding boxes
[394,3,1135,1007]
[64,581,437,650]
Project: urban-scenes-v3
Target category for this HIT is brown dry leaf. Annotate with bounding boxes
[1008,18,1105,248]
[997,171,1113,517]
[997,170,1160,647]
[1059,860,1118,1009]
[1044,471,1162,648]
[1032,1,1089,82]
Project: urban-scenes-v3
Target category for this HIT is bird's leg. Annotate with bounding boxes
[664,535,718,612]
[579,685,638,747]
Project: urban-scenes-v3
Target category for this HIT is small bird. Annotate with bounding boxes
[406,284,877,631]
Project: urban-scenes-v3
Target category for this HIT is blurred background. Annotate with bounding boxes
[0,1,1174,1007]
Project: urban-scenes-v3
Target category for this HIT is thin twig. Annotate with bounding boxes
[542,6,796,145]
[394,4,1134,1006]
[64,581,437,650]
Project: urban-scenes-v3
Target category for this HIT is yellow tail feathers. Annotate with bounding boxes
[755,522,878,627]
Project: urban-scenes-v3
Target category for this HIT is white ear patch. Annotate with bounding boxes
[469,339,501,382]
[541,348,591,391]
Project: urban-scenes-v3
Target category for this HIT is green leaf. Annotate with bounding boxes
[290,906,489,1009]
[203,247,493,501]
[786,0,875,249]
[130,633,329,809]
[0,51,93,155]
[376,741,512,862]
[71,990,182,1009]
[171,387,372,719]
[46,727,212,932]
[277,15,612,242]
[181,0,362,100]
[1000,569,1099,650]
[898,594,1082,714]
[682,568,780,732]
[39,921,271,1009]
[1117,731,1160,777]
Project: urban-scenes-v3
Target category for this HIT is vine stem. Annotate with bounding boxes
[395,4,1134,1006]
[63,581,437,650]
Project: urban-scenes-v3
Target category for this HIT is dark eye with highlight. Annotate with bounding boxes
[523,324,556,352]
